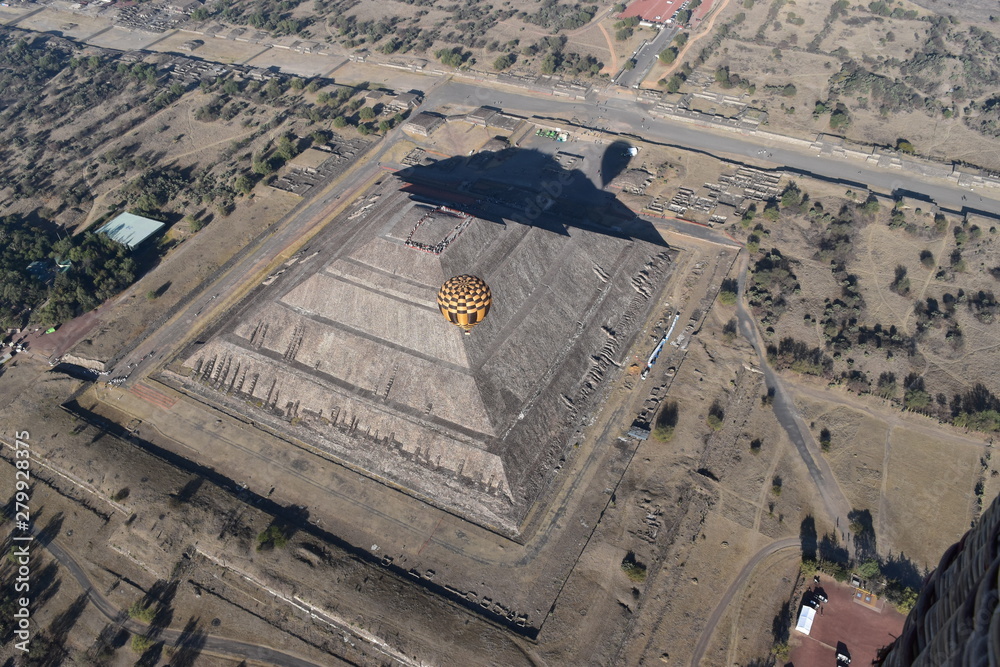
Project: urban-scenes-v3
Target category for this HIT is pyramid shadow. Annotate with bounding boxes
[394,146,667,249]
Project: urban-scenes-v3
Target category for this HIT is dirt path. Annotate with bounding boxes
[876,425,892,553]
[902,232,949,330]
[690,536,801,667]
[786,378,991,449]
[170,126,257,162]
[862,223,908,330]
[597,20,620,75]
[753,428,786,532]
[641,0,733,89]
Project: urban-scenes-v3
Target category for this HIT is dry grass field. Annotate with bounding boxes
[667,0,1000,170]
[701,158,1000,586]
[881,425,982,565]
[796,395,888,515]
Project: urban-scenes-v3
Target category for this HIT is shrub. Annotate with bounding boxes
[128,601,155,624]
[256,523,289,551]
[131,634,154,654]
[707,401,725,431]
[620,551,647,582]
[819,428,831,451]
[653,401,678,441]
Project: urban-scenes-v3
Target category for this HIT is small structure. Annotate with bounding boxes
[26,259,69,284]
[363,90,386,107]
[167,0,201,13]
[95,212,165,250]
[287,147,332,174]
[627,424,650,440]
[467,106,499,126]
[610,169,653,194]
[402,112,444,137]
[387,91,422,111]
[794,605,816,635]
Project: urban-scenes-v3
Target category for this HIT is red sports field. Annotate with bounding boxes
[621,0,681,22]
[619,0,715,24]
[789,579,906,666]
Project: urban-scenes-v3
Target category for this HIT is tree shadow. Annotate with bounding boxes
[150,281,171,298]
[881,552,924,590]
[394,145,667,249]
[818,533,850,565]
[86,622,129,663]
[141,579,179,633]
[170,616,208,667]
[848,508,877,562]
[169,476,204,507]
[36,512,64,547]
[34,592,89,667]
[771,600,791,645]
[257,504,310,551]
[800,515,818,563]
[33,562,61,610]
[133,640,163,667]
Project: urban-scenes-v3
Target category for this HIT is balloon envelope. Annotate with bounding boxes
[437,275,492,333]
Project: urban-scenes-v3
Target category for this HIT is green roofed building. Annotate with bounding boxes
[95,212,165,250]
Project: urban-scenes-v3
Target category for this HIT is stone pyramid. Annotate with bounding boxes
[174,190,672,534]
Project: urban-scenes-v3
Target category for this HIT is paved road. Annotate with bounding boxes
[616,24,678,89]
[689,537,801,666]
[427,81,1000,217]
[14,524,333,666]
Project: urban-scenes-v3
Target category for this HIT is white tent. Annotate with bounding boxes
[795,605,816,635]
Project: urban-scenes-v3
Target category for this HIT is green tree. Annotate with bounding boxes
[658,48,677,65]
[673,32,688,48]
[905,388,931,411]
[333,115,348,128]
[275,135,297,161]
[541,52,561,74]
[762,200,781,221]
[653,401,678,441]
[359,106,376,121]
[896,138,914,153]
[857,559,881,579]
[623,58,636,71]
[252,154,274,175]
[234,174,254,195]
[829,103,851,130]
[493,54,514,70]
[620,552,647,582]
[378,120,391,134]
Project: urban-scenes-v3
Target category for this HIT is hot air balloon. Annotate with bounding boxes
[437,275,491,334]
